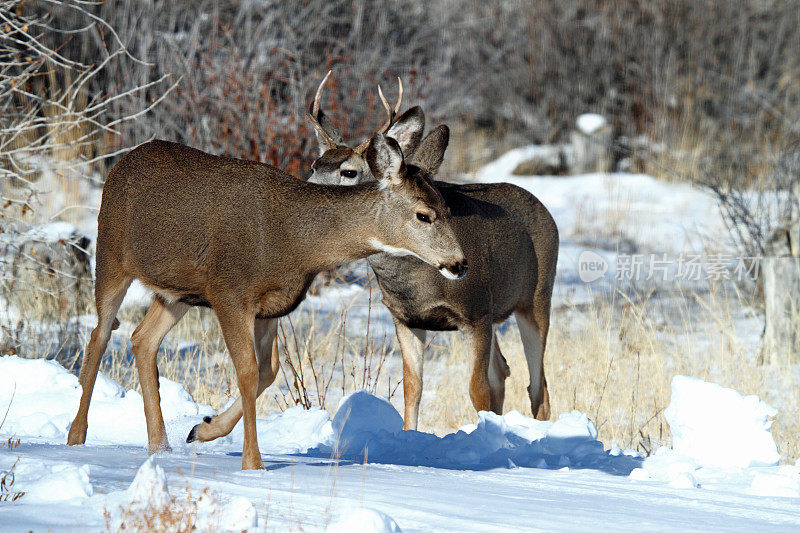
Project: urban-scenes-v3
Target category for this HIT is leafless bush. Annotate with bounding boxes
[276,281,400,411]
[0,1,173,359]
[65,0,441,175]
[701,141,800,259]
[54,1,795,182]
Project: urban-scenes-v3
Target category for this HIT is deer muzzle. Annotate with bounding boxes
[439,259,468,280]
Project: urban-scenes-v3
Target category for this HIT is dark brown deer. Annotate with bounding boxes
[304,74,559,430]
[66,129,466,469]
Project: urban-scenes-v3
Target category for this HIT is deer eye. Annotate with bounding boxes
[341,169,357,179]
[416,212,432,224]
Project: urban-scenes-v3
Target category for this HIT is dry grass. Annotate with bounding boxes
[95,286,401,418]
[105,484,226,533]
[418,284,800,463]
[442,121,529,177]
[4,211,798,464]
[7,266,798,464]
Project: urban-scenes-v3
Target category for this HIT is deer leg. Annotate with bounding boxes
[464,318,493,413]
[488,328,510,413]
[394,319,426,431]
[209,304,263,470]
[130,296,188,453]
[188,318,278,444]
[67,273,132,446]
[515,309,551,420]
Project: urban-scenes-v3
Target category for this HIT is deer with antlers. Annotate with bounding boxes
[305,73,560,429]
[66,99,467,468]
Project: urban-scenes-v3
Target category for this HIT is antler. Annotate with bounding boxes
[311,69,332,118]
[378,77,403,131]
[306,70,339,149]
[354,77,403,154]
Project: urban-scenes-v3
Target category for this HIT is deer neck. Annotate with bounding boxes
[291,182,390,272]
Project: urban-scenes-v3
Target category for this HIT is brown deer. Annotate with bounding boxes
[304,74,559,430]
[65,128,466,469]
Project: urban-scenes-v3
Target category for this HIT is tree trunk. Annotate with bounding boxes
[761,256,800,365]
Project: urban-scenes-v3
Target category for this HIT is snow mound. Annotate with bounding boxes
[194,489,258,531]
[477,145,564,180]
[664,375,780,468]
[314,391,639,474]
[0,355,214,446]
[576,113,608,135]
[127,456,169,507]
[112,458,258,531]
[17,462,93,503]
[332,390,403,452]
[329,507,401,533]
[256,405,333,454]
[214,496,258,531]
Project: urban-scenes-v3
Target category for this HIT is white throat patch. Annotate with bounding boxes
[369,238,426,263]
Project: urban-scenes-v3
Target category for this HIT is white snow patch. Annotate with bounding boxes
[0,355,214,446]
[215,496,258,531]
[329,507,401,533]
[193,487,258,531]
[15,461,93,503]
[331,390,403,452]
[23,221,87,243]
[126,456,170,508]
[476,145,565,180]
[664,375,780,468]
[749,466,800,498]
[315,394,635,473]
[576,113,608,135]
[120,279,154,311]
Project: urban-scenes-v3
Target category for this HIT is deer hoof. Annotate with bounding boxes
[186,424,200,443]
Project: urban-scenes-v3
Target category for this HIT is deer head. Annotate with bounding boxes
[306,71,425,186]
[363,131,466,280]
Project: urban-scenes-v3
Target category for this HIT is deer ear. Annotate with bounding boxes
[409,124,449,175]
[306,111,342,155]
[365,133,405,187]
[386,106,425,156]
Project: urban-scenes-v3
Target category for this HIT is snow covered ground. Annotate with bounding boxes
[2,144,798,530]
[0,356,799,531]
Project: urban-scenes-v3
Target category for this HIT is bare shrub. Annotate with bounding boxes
[0,1,173,361]
[0,389,23,503]
[0,458,23,503]
[272,278,400,411]
[698,140,800,259]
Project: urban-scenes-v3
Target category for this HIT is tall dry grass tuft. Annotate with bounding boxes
[420,284,800,462]
[104,485,230,533]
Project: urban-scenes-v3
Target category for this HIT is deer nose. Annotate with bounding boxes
[439,260,468,280]
[452,261,468,279]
